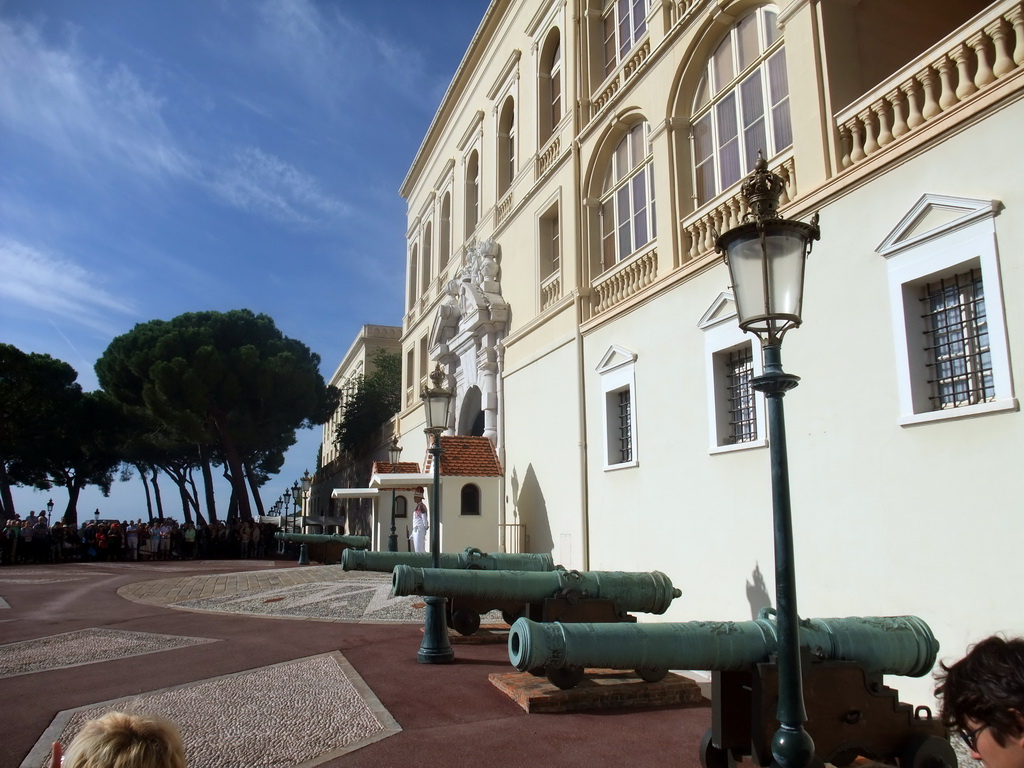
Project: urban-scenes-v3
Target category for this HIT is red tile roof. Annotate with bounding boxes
[370,461,424,492]
[424,436,503,477]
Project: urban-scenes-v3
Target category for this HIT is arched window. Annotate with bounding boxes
[539,29,562,144]
[407,244,418,309]
[439,192,451,271]
[603,0,649,78]
[465,150,480,237]
[460,483,481,516]
[600,120,656,271]
[497,97,516,197]
[691,6,791,206]
[395,496,408,519]
[421,222,433,294]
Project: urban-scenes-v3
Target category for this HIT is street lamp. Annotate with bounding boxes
[46,498,54,526]
[94,508,100,525]
[290,481,301,535]
[715,153,820,768]
[297,470,312,565]
[387,435,403,552]
[417,363,454,664]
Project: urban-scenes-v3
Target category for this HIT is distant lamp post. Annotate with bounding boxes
[94,508,100,525]
[716,153,820,768]
[290,481,301,534]
[387,435,403,552]
[46,498,54,526]
[417,363,455,664]
[297,470,312,565]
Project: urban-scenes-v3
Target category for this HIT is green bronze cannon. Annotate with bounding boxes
[274,532,370,564]
[342,546,556,573]
[392,565,681,636]
[508,610,953,768]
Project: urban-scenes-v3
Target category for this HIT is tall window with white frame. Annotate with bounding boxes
[597,345,638,469]
[603,0,649,78]
[498,97,516,198]
[540,204,560,278]
[465,150,480,237]
[421,223,433,295]
[691,5,791,207]
[600,120,656,272]
[921,269,994,410]
[439,193,451,272]
[540,30,562,144]
[407,245,418,310]
[722,344,757,444]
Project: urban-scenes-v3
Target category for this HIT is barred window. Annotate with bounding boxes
[725,345,757,443]
[922,269,994,410]
[617,388,633,463]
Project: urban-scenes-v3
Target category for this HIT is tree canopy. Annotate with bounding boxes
[333,348,401,454]
[96,309,338,521]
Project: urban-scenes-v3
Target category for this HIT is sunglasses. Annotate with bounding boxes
[959,724,991,752]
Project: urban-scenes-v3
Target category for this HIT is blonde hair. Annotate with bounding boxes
[62,711,186,768]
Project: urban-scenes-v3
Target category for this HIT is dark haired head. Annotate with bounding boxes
[936,636,1024,747]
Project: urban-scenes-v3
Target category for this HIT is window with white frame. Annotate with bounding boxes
[407,245,418,310]
[877,194,1014,425]
[603,0,649,78]
[600,120,656,272]
[465,149,480,237]
[439,192,451,272]
[540,29,562,144]
[699,292,767,452]
[597,345,639,469]
[498,97,516,197]
[421,222,433,295]
[540,202,560,280]
[691,6,791,207]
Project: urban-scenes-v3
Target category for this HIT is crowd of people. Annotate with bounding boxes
[1,512,282,565]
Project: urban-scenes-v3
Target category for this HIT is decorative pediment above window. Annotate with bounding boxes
[596,344,637,374]
[876,194,1001,257]
[697,292,737,330]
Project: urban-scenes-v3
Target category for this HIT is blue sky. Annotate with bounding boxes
[1,0,490,521]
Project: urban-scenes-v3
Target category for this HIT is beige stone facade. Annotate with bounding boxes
[396,0,1024,704]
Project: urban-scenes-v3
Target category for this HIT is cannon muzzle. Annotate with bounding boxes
[342,547,556,572]
[508,613,938,678]
[392,566,682,615]
[274,532,370,549]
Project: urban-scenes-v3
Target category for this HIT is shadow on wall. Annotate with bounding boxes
[513,464,553,555]
[349,499,373,537]
[746,562,773,620]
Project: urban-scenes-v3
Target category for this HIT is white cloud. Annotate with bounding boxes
[0,237,136,335]
[208,146,350,226]
[0,17,196,181]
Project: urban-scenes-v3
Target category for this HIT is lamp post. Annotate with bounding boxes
[94,508,100,525]
[387,435,403,552]
[715,154,820,768]
[417,363,455,664]
[297,470,312,565]
[46,498,54,526]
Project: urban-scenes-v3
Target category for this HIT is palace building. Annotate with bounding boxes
[357,0,1022,704]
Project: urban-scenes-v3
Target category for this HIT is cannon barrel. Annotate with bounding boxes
[274,532,371,549]
[392,566,682,615]
[342,547,556,572]
[508,613,939,678]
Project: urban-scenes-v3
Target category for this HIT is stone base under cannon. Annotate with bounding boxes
[489,668,706,714]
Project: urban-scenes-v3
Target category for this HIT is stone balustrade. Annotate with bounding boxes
[540,272,561,311]
[536,135,561,180]
[495,191,514,227]
[680,157,796,261]
[836,0,1024,169]
[591,247,658,315]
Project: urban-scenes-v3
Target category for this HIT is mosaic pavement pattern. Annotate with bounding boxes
[122,566,430,623]
[24,652,400,768]
[0,628,218,678]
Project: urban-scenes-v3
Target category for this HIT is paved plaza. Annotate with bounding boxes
[0,558,710,767]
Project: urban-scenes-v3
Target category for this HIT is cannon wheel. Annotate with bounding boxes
[501,610,520,626]
[451,608,481,636]
[636,666,668,683]
[546,665,585,690]
[699,728,730,768]
[899,736,956,768]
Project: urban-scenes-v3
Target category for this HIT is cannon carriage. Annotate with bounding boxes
[507,609,954,768]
